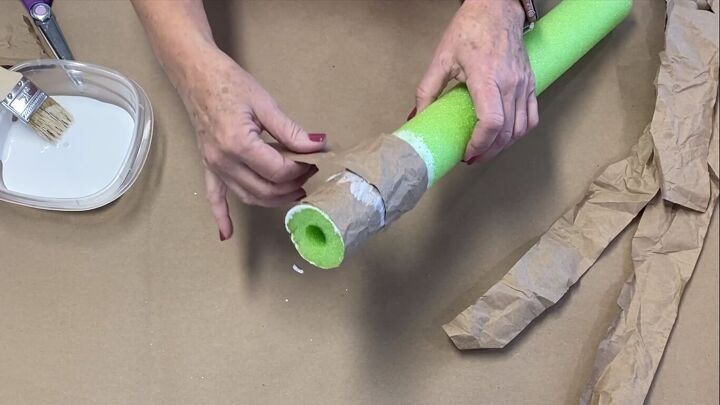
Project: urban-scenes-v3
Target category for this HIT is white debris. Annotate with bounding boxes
[394,130,435,187]
[292,264,304,274]
[284,298,289,302]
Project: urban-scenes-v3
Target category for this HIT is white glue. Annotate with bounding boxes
[0,96,134,199]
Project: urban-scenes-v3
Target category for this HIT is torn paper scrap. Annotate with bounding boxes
[650,0,719,211]
[581,75,720,405]
[442,130,660,349]
[580,180,718,405]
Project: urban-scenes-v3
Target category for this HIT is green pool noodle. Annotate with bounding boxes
[287,0,633,269]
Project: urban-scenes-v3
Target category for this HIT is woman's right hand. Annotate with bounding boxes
[176,48,327,241]
[131,0,326,241]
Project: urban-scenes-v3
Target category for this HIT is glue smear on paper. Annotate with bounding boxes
[336,171,386,226]
[0,95,134,199]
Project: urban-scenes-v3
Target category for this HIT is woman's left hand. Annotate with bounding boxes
[415,0,539,164]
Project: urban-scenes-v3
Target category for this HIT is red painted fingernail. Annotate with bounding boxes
[308,133,326,142]
[406,106,417,121]
[219,230,226,242]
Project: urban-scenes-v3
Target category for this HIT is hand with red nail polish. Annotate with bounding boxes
[187,57,325,240]
[132,0,328,241]
[416,0,539,164]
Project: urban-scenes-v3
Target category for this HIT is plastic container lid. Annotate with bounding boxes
[0,60,153,211]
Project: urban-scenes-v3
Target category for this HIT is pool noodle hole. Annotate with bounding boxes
[306,225,327,245]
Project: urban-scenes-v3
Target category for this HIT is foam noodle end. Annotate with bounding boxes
[285,204,345,269]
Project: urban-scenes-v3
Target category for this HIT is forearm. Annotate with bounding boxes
[130,0,219,88]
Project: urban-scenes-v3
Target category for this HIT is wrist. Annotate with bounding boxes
[463,0,527,25]
[159,37,225,88]
[503,0,528,25]
[158,32,216,66]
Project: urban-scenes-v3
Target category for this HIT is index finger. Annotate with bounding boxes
[204,169,234,241]
[240,136,313,183]
[465,78,505,161]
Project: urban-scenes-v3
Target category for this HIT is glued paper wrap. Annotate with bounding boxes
[298,134,428,253]
[343,134,429,223]
[445,0,718,403]
[302,171,385,254]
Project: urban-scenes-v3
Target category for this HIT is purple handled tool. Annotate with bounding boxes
[21,0,75,60]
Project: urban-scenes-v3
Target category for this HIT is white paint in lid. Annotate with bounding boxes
[0,95,135,199]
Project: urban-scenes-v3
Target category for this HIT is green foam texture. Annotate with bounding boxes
[397,0,633,184]
[288,0,632,268]
[286,206,345,269]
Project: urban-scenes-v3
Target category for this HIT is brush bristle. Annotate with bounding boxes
[28,97,73,143]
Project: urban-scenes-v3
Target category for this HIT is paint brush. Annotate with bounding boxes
[0,66,73,142]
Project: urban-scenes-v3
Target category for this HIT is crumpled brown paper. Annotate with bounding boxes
[444,0,718,403]
[650,0,719,212]
[0,5,48,68]
[579,2,719,403]
[442,129,660,349]
[580,172,718,405]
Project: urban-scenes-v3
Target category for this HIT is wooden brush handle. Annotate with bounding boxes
[0,67,24,96]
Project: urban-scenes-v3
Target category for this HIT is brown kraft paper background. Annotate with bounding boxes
[0,1,717,404]
[0,1,48,67]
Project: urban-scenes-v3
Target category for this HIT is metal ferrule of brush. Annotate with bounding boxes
[1,77,48,124]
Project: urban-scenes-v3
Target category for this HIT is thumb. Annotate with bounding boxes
[254,98,327,153]
[205,169,234,241]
